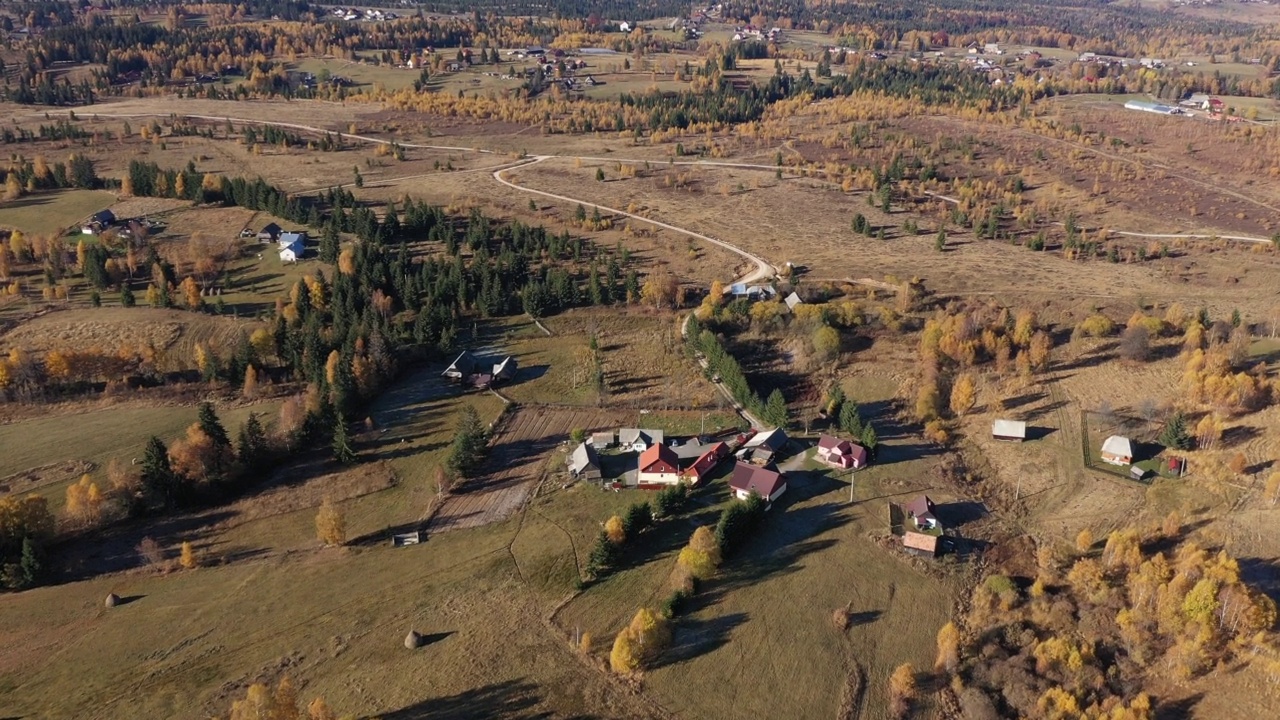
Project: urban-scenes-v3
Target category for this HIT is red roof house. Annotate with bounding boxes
[637,444,681,486]
[816,434,868,469]
[728,462,787,503]
[682,442,728,485]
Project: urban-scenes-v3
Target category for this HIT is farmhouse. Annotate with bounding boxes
[278,232,305,263]
[81,209,116,235]
[619,428,664,452]
[443,351,519,387]
[739,427,788,465]
[1101,435,1134,466]
[728,282,776,300]
[992,419,1027,442]
[567,441,602,482]
[903,495,940,531]
[637,443,681,485]
[728,462,787,502]
[257,222,282,242]
[816,434,867,469]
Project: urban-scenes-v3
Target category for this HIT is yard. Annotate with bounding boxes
[0,188,116,236]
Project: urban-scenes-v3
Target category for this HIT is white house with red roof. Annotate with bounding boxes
[637,443,681,486]
[816,434,867,469]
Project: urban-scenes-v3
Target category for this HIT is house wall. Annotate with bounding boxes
[638,471,681,485]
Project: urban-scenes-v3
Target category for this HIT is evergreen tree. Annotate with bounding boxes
[446,405,487,477]
[332,412,357,464]
[120,285,135,307]
[197,402,230,450]
[237,413,268,466]
[18,536,40,588]
[140,436,179,509]
[1158,411,1193,451]
[765,388,788,428]
[860,423,878,455]
[319,223,340,264]
[839,401,863,436]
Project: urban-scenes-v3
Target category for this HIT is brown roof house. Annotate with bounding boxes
[816,434,867,469]
[728,462,787,503]
[567,441,601,483]
[896,495,943,557]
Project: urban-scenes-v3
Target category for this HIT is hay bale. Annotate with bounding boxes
[104,593,120,608]
[404,630,424,649]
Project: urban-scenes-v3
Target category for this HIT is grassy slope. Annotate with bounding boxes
[0,189,116,236]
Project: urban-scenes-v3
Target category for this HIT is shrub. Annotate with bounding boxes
[1078,314,1115,338]
[715,493,765,556]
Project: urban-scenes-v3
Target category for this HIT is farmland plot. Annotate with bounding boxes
[428,406,628,532]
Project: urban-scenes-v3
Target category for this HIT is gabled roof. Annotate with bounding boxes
[639,443,678,472]
[783,291,803,310]
[684,443,728,481]
[620,428,664,446]
[992,419,1027,438]
[568,441,599,474]
[903,531,938,554]
[903,495,935,518]
[728,462,785,497]
[444,350,477,376]
[743,427,787,452]
[91,209,115,223]
[591,431,615,445]
[278,231,306,246]
[818,434,852,453]
[492,356,516,377]
[1102,435,1133,457]
[259,222,282,235]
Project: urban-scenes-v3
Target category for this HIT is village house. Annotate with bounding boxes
[675,441,729,484]
[816,434,867,469]
[257,221,282,240]
[278,232,306,263]
[637,443,681,486]
[728,462,787,502]
[567,441,602,482]
[1101,435,1133,466]
[992,419,1027,442]
[739,428,788,465]
[619,428,664,452]
[442,350,518,387]
[81,209,115,235]
[591,431,615,451]
[904,495,940,531]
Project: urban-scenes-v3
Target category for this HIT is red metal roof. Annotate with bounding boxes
[639,443,679,473]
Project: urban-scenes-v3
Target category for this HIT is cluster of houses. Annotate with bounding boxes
[731,25,782,42]
[889,495,945,557]
[442,350,518,389]
[80,209,116,235]
[80,210,158,240]
[330,7,398,21]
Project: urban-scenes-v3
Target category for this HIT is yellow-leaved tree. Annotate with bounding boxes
[315,497,346,546]
[179,541,199,569]
[604,515,626,544]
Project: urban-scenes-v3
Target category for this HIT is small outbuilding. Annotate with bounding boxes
[903,531,939,557]
[567,441,602,482]
[740,427,788,465]
[591,431,615,450]
[257,222,282,242]
[992,419,1027,442]
[619,428,664,452]
[1101,435,1134,466]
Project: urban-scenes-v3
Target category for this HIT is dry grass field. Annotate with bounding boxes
[0,188,116,236]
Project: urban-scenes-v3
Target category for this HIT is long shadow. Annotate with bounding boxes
[1154,693,1203,720]
[375,679,590,720]
[1025,426,1057,441]
[1221,424,1262,449]
[936,500,987,528]
[54,509,238,583]
[1238,557,1280,604]
[1021,399,1067,422]
[1002,391,1045,411]
[654,612,749,667]
[1140,518,1214,556]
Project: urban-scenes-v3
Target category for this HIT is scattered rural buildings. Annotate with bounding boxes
[728,462,787,502]
[567,441,602,482]
[1100,435,1134,466]
[637,443,682,486]
[992,419,1027,442]
[890,495,944,557]
[443,351,519,388]
[816,434,867,469]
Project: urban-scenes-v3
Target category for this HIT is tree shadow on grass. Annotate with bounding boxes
[374,679,594,720]
[1154,693,1203,720]
[654,612,749,667]
[1238,557,1280,604]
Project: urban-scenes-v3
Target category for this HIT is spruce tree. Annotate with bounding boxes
[18,537,40,588]
[237,413,268,466]
[765,389,788,428]
[141,436,179,509]
[332,412,357,464]
[197,402,230,449]
[1158,411,1193,451]
[319,223,340,264]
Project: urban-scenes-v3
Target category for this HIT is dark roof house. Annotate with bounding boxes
[728,462,787,502]
[567,441,601,482]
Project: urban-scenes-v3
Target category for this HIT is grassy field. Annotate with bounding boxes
[0,189,116,236]
[0,399,282,504]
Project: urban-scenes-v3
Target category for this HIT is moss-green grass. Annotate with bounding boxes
[0,189,116,236]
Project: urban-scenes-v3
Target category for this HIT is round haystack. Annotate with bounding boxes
[404,630,424,649]
[104,593,120,608]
